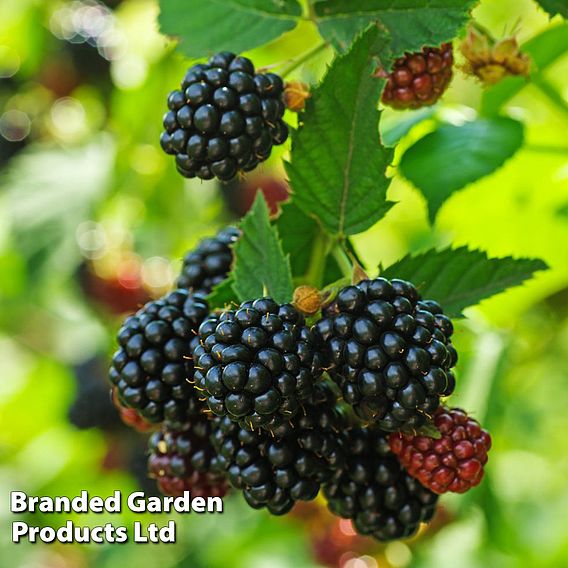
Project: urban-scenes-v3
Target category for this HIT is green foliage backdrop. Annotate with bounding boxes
[0,0,567,566]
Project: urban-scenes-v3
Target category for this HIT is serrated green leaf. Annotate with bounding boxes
[286,26,394,237]
[380,247,548,317]
[206,278,239,310]
[313,0,478,54]
[232,192,293,303]
[399,117,524,222]
[158,0,301,58]
[535,0,568,18]
[481,22,568,115]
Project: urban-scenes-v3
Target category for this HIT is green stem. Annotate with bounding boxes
[280,41,328,78]
[332,245,353,279]
[307,0,317,21]
[532,76,568,120]
[304,231,332,288]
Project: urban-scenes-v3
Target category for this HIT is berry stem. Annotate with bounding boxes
[304,230,332,288]
[532,76,568,120]
[280,41,329,78]
[332,245,353,279]
[307,0,317,21]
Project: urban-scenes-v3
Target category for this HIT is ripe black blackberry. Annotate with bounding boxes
[148,418,228,498]
[192,297,326,431]
[323,427,438,541]
[314,278,457,431]
[176,226,240,294]
[211,384,345,515]
[68,356,121,431]
[109,290,209,426]
[160,52,288,181]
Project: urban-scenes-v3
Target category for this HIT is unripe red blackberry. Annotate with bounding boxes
[192,297,326,431]
[314,278,457,432]
[381,43,453,110]
[324,427,438,541]
[109,290,209,427]
[160,52,288,181]
[176,226,240,294]
[210,383,345,515]
[148,419,228,498]
[389,407,491,494]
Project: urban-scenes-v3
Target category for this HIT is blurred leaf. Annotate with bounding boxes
[233,193,293,303]
[158,0,302,58]
[286,26,394,237]
[399,117,524,222]
[380,247,548,317]
[534,0,568,18]
[481,22,568,115]
[381,106,437,147]
[313,0,477,54]
[0,137,114,281]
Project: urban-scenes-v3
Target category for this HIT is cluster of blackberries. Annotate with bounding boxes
[109,289,209,427]
[160,52,288,181]
[211,384,344,515]
[315,278,457,431]
[192,297,326,431]
[324,427,438,541]
[148,416,228,498]
[177,226,240,294]
[382,43,454,110]
[108,227,490,543]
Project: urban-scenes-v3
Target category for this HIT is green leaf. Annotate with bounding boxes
[158,0,301,58]
[399,117,524,222]
[206,278,239,310]
[380,247,548,317]
[286,25,394,237]
[277,202,323,277]
[381,106,437,147]
[481,22,568,115]
[535,0,568,18]
[232,192,294,303]
[313,0,477,54]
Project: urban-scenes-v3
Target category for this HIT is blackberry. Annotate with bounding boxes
[323,427,438,541]
[381,43,453,110]
[211,384,345,515]
[389,407,491,494]
[109,290,209,426]
[148,419,228,498]
[112,388,155,432]
[192,297,326,431]
[160,52,288,181]
[314,278,457,431]
[177,226,240,294]
[68,356,121,431]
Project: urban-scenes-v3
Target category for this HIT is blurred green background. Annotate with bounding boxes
[1,0,567,566]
